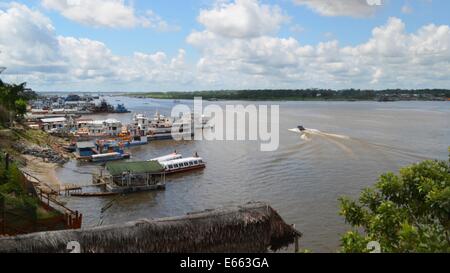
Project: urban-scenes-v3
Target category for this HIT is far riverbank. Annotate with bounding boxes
[123,89,450,102]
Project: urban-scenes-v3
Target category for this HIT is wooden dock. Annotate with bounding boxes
[61,182,110,196]
[69,192,119,197]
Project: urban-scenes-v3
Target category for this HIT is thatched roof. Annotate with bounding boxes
[0,202,301,253]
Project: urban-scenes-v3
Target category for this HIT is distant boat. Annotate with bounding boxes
[115,104,131,113]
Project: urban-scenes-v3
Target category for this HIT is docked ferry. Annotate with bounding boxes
[160,157,206,174]
[129,112,194,141]
[118,131,149,146]
[151,152,183,163]
[91,139,131,162]
[75,140,131,162]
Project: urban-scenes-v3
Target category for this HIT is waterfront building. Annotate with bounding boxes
[39,117,67,132]
[94,161,166,193]
[76,119,123,137]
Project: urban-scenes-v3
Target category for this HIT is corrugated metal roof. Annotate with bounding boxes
[76,141,96,149]
[40,117,66,123]
[106,161,164,176]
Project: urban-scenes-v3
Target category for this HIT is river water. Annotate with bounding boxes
[55,97,449,252]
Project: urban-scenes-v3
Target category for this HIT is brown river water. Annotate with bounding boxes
[55,97,449,252]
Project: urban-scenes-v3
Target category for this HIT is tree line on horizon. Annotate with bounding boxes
[129,88,450,101]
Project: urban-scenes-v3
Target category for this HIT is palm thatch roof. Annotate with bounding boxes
[0,202,301,253]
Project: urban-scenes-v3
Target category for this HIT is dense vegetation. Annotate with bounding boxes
[128,89,450,101]
[339,154,450,253]
[0,80,37,126]
[0,152,39,232]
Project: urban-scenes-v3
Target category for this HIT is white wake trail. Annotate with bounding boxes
[289,128,350,140]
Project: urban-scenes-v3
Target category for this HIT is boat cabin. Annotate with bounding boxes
[75,141,96,159]
[151,153,183,163]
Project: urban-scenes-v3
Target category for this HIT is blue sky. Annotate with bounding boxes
[1,0,450,91]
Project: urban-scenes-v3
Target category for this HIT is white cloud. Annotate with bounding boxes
[0,3,64,74]
[1,1,450,91]
[58,36,120,80]
[188,9,450,89]
[197,0,289,38]
[0,3,189,90]
[41,0,175,30]
[293,0,381,17]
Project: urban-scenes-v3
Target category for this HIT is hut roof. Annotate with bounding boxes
[106,161,164,176]
[0,202,301,253]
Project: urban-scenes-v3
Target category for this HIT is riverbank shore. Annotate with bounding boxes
[21,155,62,193]
[0,127,72,193]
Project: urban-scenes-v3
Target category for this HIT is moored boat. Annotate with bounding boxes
[128,112,194,141]
[91,152,131,162]
[151,152,183,163]
[115,104,131,113]
[160,156,206,174]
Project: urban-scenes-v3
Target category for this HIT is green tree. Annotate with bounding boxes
[339,159,450,253]
[14,99,27,118]
[0,81,35,125]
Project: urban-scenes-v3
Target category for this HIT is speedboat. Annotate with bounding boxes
[289,125,307,134]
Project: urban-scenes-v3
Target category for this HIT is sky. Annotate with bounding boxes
[0,0,449,92]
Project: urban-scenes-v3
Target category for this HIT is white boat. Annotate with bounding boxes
[150,153,183,163]
[129,112,194,140]
[91,152,130,162]
[288,125,307,134]
[160,157,206,174]
[127,135,148,146]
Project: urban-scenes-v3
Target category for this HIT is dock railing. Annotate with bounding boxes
[21,171,82,230]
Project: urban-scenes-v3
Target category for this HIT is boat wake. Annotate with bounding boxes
[288,127,430,161]
[289,128,350,140]
[289,127,354,157]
